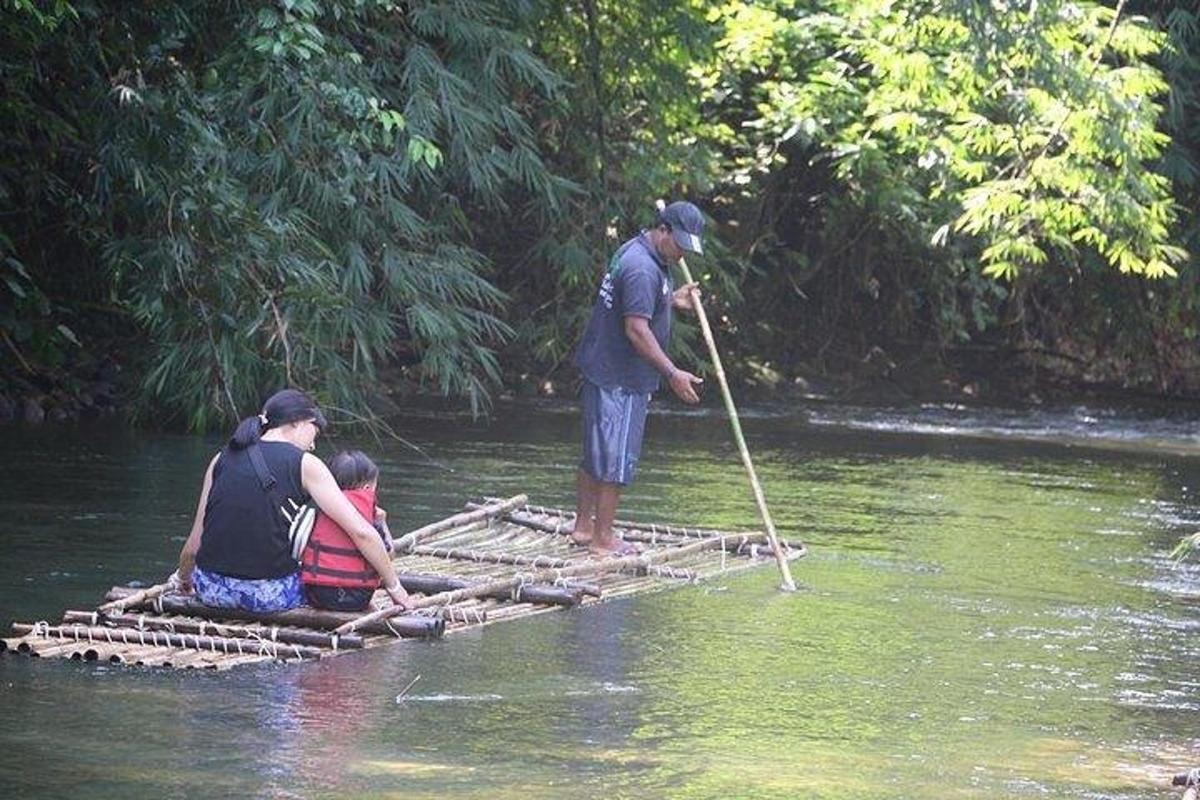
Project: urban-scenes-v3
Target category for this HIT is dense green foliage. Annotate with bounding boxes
[700,0,1197,383]
[493,0,736,381]
[2,0,1198,425]
[4,0,570,425]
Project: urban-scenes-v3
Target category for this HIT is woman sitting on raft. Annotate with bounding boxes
[174,389,411,613]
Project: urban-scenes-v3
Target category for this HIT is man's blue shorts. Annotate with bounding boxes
[580,380,651,486]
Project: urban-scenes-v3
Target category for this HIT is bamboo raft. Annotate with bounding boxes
[1,496,805,670]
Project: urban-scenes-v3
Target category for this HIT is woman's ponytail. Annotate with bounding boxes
[228,414,265,450]
[226,389,323,451]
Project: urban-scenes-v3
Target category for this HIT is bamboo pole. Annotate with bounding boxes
[656,198,797,592]
[19,640,87,658]
[131,648,189,668]
[412,518,704,581]
[480,504,802,556]
[80,643,129,662]
[61,610,365,650]
[394,572,584,606]
[335,534,729,634]
[98,581,172,615]
[102,587,445,638]
[497,499,807,558]
[108,645,173,665]
[20,637,123,662]
[489,498,763,542]
[12,623,324,661]
[391,494,528,553]
[411,543,576,570]
[416,519,490,548]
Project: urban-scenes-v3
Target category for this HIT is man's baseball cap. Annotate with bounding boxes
[659,201,705,255]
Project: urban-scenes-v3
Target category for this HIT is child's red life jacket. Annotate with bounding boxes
[300,487,380,589]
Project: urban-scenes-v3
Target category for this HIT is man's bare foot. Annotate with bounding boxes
[570,527,593,546]
[588,538,642,558]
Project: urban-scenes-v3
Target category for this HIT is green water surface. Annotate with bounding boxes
[0,401,1197,799]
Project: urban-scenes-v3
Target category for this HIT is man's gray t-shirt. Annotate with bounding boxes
[575,233,673,393]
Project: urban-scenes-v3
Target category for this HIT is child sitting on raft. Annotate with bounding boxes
[300,450,397,611]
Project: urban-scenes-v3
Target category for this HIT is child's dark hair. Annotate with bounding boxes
[329,450,379,490]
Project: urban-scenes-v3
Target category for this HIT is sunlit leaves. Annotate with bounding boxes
[711,1,1186,281]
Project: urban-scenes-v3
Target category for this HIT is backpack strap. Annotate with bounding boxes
[246,443,288,533]
[247,443,315,562]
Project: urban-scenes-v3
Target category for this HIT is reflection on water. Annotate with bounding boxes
[1,399,1199,798]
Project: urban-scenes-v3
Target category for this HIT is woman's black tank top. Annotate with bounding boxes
[196,441,308,579]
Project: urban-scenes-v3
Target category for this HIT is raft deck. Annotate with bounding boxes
[2,496,805,670]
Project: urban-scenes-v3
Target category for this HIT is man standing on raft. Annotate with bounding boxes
[571,200,706,556]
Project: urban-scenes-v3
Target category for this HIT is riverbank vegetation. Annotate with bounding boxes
[2,0,1197,426]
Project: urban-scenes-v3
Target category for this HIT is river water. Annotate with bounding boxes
[1,399,1198,799]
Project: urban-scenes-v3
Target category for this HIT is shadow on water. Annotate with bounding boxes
[1,398,1199,798]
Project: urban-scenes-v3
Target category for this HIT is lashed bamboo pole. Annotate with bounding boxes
[131,648,189,668]
[18,639,86,658]
[62,610,365,650]
[98,581,171,615]
[489,498,742,540]
[109,645,173,665]
[79,643,130,662]
[496,499,807,556]
[102,586,446,637]
[417,519,490,548]
[335,534,729,634]
[656,198,796,592]
[480,504,800,556]
[411,543,576,570]
[413,516,702,581]
[394,572,584,606]
[15,624,166,661]
[391,495,528,553]
[19,637,123,662]
[12,623,323,661]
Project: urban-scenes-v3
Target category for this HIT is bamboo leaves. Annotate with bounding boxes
[78,0,567,425]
